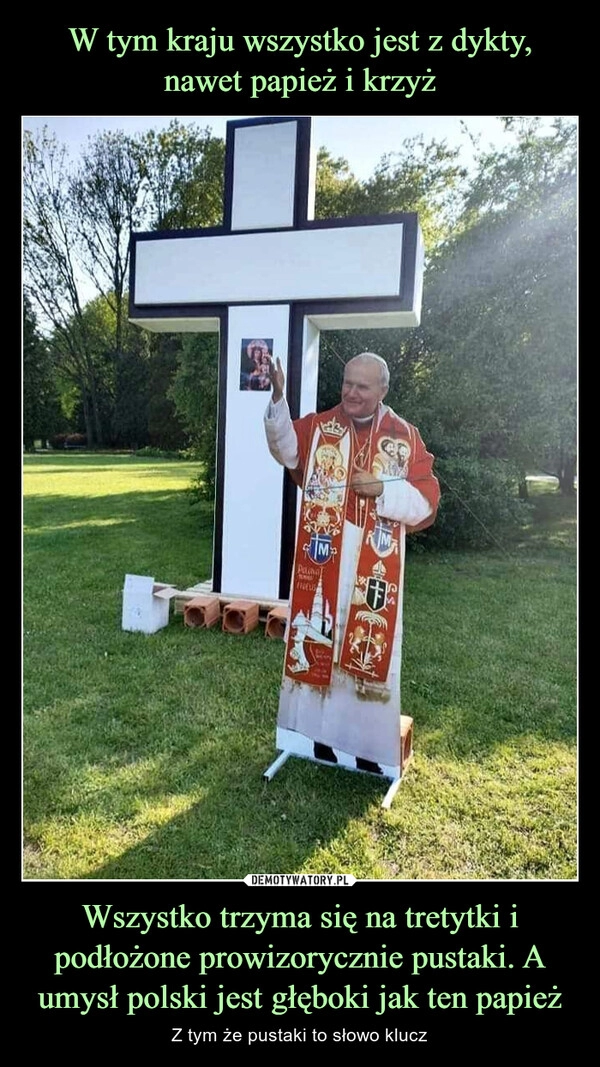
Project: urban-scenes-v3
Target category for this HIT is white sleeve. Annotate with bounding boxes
[264,396,300,469]
[376,475,432,526]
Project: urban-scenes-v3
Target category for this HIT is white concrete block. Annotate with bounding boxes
[122,574,175,634]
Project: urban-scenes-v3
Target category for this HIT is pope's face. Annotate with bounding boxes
[341,360,387,420]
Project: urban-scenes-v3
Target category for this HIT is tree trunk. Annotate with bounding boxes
[81,390,94,449]
[88,372,104,449]
[558,455,576,496]
[518,477,529,500]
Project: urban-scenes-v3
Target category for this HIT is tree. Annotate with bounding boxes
[314,148,363,221]
[169,333,219,493]
[22,297,63,449]
[132,122,226,457]
[419,118,577,498]
[315,136,466,251]
[134,120,225,229]
[146,335,188,452]
[24,121,226,451]
[23,129,109,446]
[70,130,145,360]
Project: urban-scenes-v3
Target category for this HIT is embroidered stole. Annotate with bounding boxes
[284,409,403,688]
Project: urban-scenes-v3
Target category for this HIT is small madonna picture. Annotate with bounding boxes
[240,338,273,392]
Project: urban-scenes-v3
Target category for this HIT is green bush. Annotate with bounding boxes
[169,333,218,500]
[133,445,184,460]
[65,433,87,449]
[413,455,532,551]
[48,433,69,450]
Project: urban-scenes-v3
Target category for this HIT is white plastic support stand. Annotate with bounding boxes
[263,751,291,781]
[381,778,402,810]
[263,746,402,808]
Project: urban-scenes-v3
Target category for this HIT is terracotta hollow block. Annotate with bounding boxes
[265,605,289,640]
[400,715,414,771]
[183,595,221,629]
[222,600,260,634]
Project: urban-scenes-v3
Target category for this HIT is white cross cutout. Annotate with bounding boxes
[129,116,424,602]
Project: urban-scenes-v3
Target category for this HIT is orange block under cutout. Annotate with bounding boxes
[265,605,289,640]
[222,600,260,634]
[183,595,221,629]
[400,715,414,771]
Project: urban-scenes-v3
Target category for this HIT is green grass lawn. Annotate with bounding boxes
[23,455,577,880]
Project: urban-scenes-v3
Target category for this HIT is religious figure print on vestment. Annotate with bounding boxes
[373,436,411,480]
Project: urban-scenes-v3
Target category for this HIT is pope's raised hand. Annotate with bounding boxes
[268,356,285,403]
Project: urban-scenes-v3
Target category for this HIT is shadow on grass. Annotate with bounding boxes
[24,488,213,534]
[24,625,389,880]
[84,757,387,881]
[510,489,577,553]
[24,488,215,596]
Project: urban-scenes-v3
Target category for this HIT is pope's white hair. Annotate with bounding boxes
[346,352,390,389]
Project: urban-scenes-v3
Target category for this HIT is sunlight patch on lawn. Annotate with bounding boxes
[26,790,206,879]
[26,517,136,533]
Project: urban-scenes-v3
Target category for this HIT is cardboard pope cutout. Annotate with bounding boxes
[264,353,439,791]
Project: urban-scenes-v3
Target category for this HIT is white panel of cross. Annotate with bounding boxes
[231,121,299,230]
[133,224,404,306]
[220,305,313,600]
